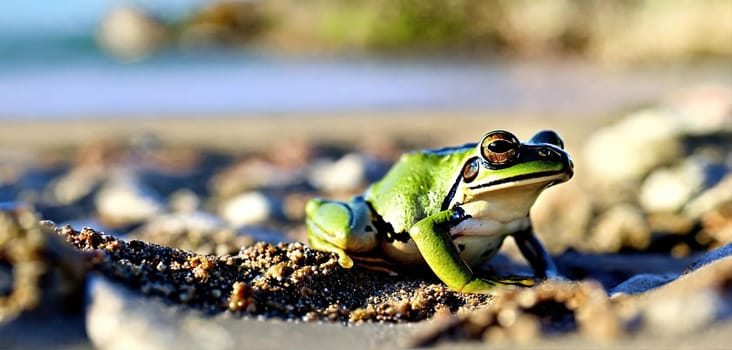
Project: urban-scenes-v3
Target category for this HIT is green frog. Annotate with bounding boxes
[306,130,573,293]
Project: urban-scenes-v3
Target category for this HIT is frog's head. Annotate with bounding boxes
[447,130,573,219]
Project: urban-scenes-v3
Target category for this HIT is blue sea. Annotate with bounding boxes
[1,1,730,119]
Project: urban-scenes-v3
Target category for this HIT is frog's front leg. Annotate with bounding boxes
[305,196,378,268]
[512,223,561,279]
[409,208,533,294]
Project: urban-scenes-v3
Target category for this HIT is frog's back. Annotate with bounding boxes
[365,144,475,233]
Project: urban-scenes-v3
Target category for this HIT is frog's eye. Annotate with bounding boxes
[529,130,564,149]
[462,158,479,182]
[480,131,519,165]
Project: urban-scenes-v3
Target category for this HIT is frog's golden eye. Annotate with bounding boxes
[480,130,519,165]
[462,158,479,182]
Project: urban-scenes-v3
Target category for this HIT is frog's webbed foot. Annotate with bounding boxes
[305,197,378,269]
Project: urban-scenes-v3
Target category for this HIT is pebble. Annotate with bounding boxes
[684,173,732,220]
[639,159,706,213]
[583,109,684,184]
[211,159,304,198]
[219,191,275,227]
[307,153,368,194]
[86,275,178,350]
[97,4,168,61]
[588,203,650,252]
[47,167,103,206]
[95,175,165,226]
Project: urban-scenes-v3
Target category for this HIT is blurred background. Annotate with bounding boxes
[2,2,732,342]
[1,0,730,118]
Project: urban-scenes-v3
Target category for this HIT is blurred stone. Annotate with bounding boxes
[589,204,650,252]
[169,189,201,213]
[219,191,274,227]
[530,182,593,254]
[583,109,683,185]
[47,167,104,206]
[211,159,304,197]
[308,153,369,194]
[86,275,180,350]
[639,159,706,213]
[0,205,86,323]
[684,173,732,220]
[97,5,168,62]
[95,175,165,226]
[179,1,266,49]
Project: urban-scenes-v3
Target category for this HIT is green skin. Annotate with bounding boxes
[306,130,574,294]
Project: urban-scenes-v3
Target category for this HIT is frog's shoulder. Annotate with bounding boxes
[366,142,477,233]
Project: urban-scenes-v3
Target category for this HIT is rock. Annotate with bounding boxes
[639,159,706,213]
[169,189,202,213]
[583,109,683,184]
[86,275,181,350]
[530,182,593,253]
[178,1,266,49]
[588,204,650,253]
[684,173,732,220]
[210,159,304,197]
[219,191,275,227]
[307,153,369,194]
[47,167,103,206]
[96,5,168,61]
[0,205,86,323]
[95,175,165,226]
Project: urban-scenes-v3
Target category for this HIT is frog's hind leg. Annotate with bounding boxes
[305,196,378,268]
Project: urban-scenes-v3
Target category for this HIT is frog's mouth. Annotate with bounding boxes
[467,170,571,193]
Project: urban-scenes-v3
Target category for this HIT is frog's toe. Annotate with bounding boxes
[336,251,355,268]
[494,275,536,287]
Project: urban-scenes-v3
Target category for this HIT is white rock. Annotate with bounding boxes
[639,160,706,213]
[50,167,103,205]
[643,289,719,336]
[308,153,367,193]
[684,173,732,219]
[86,276,178,350]
[97,5,167,62]
[219,191,273,227]
[583,109,684,183]
[95,176,164,225]
[86,276,234,350]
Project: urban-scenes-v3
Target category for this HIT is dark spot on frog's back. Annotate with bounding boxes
[457,243,466,252]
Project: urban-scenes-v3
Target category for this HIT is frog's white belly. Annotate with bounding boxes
[380,217,529,268]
